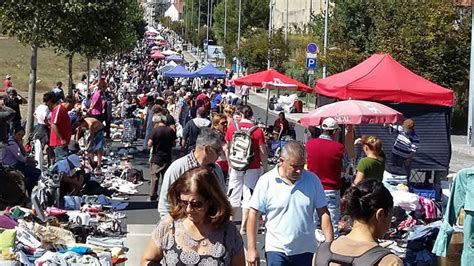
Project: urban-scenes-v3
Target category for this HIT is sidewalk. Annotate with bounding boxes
[246,89,315,123]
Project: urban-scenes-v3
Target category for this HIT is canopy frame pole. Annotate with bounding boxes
[265,88,271,127]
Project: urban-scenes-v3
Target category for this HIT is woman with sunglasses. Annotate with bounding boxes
[141,167,245,265]
[212,113,229,179]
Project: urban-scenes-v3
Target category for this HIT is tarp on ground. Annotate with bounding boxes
[193,64,226,78]
[316,54,454,107]
[163,65,194,78]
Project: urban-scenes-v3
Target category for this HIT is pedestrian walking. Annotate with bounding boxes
[306,117,344,236]
[247,141,333,266]
[225,105,268,234]
[157,128,226,217]
[148,114,176,201]
[141,168,244,265]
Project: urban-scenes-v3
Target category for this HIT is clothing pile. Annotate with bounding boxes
[0,204,128,265]
[378,181,445,263]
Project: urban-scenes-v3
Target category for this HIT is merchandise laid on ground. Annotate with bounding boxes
[0,110,145,265]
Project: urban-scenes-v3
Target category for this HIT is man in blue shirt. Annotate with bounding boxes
[210,88,222,113]
[246,141,333,266]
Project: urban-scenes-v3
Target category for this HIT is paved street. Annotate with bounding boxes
[124,89,474,265]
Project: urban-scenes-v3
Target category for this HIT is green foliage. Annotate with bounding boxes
[212,0,269,47]
[0,1,60,47]
[0,0,145,59]
[238,28,288,73]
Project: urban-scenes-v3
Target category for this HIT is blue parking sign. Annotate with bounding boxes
[306,58,317,69]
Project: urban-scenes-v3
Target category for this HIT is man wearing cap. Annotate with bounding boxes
[390,118,420,176]
[52,154,83,191]
[306,117,344,236]
[4,75,12,91]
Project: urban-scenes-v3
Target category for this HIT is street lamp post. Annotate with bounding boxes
[468,2,474,146]
[285,0,288,42]
[224,0,227,68]
[206,0,210,61]
[265,0,274,127]
[237,0,242,77]
[322,0,329,78]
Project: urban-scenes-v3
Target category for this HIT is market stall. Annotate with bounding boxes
[315,53,454,175]
[233,69,313,125]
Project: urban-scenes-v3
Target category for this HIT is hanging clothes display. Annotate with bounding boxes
[432,167,474,265]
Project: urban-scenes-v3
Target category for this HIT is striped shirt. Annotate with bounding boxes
[391,125,419,158]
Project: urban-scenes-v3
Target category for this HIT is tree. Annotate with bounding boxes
[51,0,145,95]
[0,1,61,137]
[212,0,269,47]
[238,28,288,73]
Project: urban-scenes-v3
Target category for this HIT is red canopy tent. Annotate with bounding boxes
[150,50,165,60]
[233,69,313,93]
[233,69,313,125]
[316,54,454,107]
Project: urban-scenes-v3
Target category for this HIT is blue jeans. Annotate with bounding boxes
[13,162,41,195]
[324,190,340,237]
[54,146,69,162]
[266,252,313,266]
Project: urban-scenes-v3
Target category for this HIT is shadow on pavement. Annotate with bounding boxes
[125,201,158,210]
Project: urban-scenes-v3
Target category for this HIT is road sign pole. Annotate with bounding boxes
[468,2,474,146]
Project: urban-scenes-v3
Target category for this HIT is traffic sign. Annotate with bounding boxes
[306,53,317,59]
[306,58,317,69]
[307,42,318,54]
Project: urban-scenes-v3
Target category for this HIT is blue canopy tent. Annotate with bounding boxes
[193,64,226,78]
[163,65,194,78]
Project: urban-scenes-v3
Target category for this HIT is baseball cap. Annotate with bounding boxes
[321,117,340,130]
[67,154,81,169]
[5,75,11,79]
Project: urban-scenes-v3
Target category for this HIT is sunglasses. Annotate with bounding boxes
[178,199,204,209]
[219,121,228,126]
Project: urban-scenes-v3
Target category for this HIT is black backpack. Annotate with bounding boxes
[315,241,392,266]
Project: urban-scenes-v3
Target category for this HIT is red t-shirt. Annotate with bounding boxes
[4,79,12,90]
[306,137,345,190]
[196,93,210,110]
[225,120,265,169]
[49,104,72,147]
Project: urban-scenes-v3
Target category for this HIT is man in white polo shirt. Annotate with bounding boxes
[246,140,333,266]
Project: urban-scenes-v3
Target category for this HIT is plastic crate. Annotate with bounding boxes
[409,185,440,200]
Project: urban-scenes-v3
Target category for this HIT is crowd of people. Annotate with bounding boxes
[0,26,427,265]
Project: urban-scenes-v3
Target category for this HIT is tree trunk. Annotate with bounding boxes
[25,43,38,138]
[68,54,73,96]
[87,58,90,90]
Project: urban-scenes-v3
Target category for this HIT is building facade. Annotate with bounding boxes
[272,0,323,32]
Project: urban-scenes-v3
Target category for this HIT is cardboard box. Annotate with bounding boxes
[437,232,463,266]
